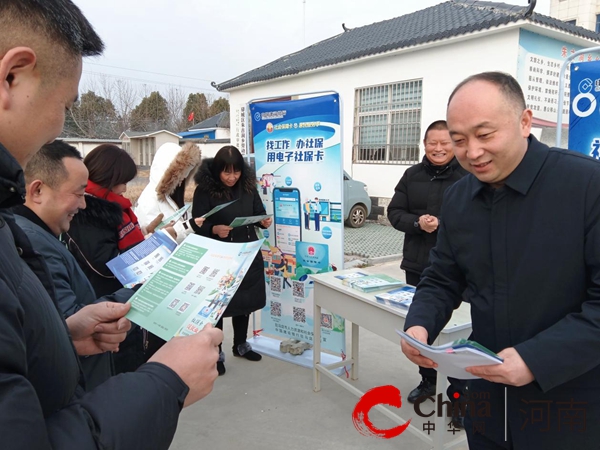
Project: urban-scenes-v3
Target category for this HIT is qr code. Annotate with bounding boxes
[193,285,205,295]
[292,281,304,298]
[321,313,333,329]
[271,276,282,293]
[200,266,209,275]
[209,269,219,278]
[270,301,282,317]
[293,307,306,323]
[184,282,195,291]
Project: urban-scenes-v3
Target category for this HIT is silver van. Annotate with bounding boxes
[344,171,372,228]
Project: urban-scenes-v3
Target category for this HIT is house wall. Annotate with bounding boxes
[550,0,600,30]
[226,29,521,205]
[62,140,121,158]
[215,128,231,139]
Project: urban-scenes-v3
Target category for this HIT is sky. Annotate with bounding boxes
[75,0,552,101]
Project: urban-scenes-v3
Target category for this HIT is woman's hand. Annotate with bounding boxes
[146,213,165,234]
[194,217,205,227]
[260,217,272,228]
[212,225,232,238]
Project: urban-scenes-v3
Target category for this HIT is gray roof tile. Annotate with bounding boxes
[216,0,600,91]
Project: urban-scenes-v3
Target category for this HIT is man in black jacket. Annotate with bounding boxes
[387,120,467,411]
[402,72,600,449]
[0,1,222,448]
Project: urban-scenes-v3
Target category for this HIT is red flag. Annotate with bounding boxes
[187,111,194,122]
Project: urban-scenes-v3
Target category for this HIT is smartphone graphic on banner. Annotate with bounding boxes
[273,187,302,255]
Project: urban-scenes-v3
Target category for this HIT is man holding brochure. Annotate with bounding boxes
[0,1,222,448]
[402,72,600,449]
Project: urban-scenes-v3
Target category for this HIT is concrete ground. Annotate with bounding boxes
[170,256,469,450]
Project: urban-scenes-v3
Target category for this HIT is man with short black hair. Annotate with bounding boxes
[0,1,222,448]
[402,72,600,449]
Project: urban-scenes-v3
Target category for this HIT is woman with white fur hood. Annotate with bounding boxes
[135,142,203,243]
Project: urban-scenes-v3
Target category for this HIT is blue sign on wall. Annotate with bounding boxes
[569,61,600,158]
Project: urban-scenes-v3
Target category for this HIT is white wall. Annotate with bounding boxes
[215,128,231,139]
[226,28,520,198]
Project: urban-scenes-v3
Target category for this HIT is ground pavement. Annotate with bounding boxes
[170,224,469,450]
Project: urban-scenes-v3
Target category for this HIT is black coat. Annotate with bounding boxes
[66,195,160,373]
[191,158,266,317]
[0,142,187,449]
[405,137,600,448]
[67,194,124,297]
[387,156,467,275]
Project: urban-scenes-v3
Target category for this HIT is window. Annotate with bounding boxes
[565,19,576,26]
[353,79,422,164]
[596,15,600,33]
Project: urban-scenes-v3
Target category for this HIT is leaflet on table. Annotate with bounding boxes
[334,271,368,281]
[396,330,503,379]
[374,286,416,309]
[229,214,271,228]
[106,230,177,288]
[201,199,238,218]
[155,204,191,230]
[125,234,264,341]
[342,273,405,292]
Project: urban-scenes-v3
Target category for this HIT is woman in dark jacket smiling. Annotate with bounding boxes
[192,145,271,375]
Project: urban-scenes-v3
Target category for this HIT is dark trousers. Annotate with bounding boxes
[216,314,250,352]
[405,270,466,400]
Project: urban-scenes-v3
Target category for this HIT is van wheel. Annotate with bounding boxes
[345,205,367,228]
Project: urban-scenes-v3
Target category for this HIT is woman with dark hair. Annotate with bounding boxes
[66,144,163,373]
[192,145,271,375]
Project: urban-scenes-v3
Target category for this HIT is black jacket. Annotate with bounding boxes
[387,156,467,275]
[405,137,600,448]
[191,158,266,316]
[67,194,124,297]
[0,142,187,449]
[67,195,162,373]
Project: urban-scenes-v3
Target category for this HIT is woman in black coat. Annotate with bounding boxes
[191,146,271,375]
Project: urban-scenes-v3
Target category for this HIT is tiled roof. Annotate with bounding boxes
[189,111,230,130]
[216,0,600,91]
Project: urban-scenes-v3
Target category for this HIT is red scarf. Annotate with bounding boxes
[85,181,145,251]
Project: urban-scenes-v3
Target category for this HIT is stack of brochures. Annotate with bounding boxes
[397,330,503,379]
[374,285,415,309]
[339,273,405,293]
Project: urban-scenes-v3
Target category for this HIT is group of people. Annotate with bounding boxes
[0,1,268,447]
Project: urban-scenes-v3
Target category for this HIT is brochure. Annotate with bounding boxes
[334,271,368,281]
[155,204,191,230]
[106,230,177,288]
[374,285,416,309]
[397,330,503,379]
[125,234,263,341]
[201,199,238,219]
[229,214,271,228]
[342,273,405,292]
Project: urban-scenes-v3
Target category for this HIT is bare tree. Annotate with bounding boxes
[165,86,187,132]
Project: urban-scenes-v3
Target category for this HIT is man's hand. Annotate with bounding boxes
[466,347,534,386]
[400,326,437,369]
[193,217,205,227]
[418,215,438,233]
[148,324,224,407]
[146,213,165,234]
[260,217,272,228]
[66,302,132,356]
[212,225,232,238]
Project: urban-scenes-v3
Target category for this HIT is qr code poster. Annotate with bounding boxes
[260,241,344,353]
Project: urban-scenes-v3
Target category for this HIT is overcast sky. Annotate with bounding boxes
[75,0,551,100]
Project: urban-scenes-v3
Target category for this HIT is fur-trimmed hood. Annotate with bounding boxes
[150,142,201,202]
[72,194,123,230]
[194,157,256,199]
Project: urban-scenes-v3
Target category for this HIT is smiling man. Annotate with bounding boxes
[401,72,600,449]
[387,120,468,426]
[13,141,138,390]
